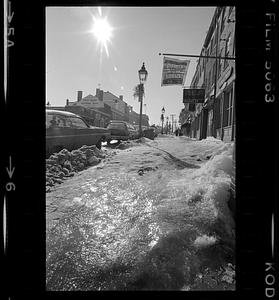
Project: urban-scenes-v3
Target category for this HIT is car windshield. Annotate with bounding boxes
[108,123,125,129]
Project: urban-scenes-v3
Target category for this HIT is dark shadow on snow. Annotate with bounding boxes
[145,143,200,169]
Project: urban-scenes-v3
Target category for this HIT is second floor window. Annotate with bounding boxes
[220,8,225,34]
[224,34,231,70]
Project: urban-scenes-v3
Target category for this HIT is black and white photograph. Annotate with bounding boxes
[3,0,278,297]
[45,6,236,291]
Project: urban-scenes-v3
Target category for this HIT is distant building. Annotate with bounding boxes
[127,105,149,127]
[65,90,111,127]
[61,87,149,128]
[102,90,126,120]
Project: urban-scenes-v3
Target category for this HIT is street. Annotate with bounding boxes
[46,135,235,291]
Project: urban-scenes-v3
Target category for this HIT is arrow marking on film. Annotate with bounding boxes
[271,214,274,258]
[7,1,14,23]
[6,156,15,178]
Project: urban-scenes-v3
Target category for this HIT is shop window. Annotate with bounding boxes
[212,62,216,86]
[228,89,234,126]
[201,58,204,73]
[208,70,211,87]
[223,88,233,127]
[214,97,221,129]
[217,56,222,78]
[189,104,195,112]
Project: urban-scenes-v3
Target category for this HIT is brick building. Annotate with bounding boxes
[180,6,235,142]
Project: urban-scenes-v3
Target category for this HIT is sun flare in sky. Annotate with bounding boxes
[91,8,113,57]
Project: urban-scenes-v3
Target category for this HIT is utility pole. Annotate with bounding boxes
[174,120,177,130]
[170,114,175,134]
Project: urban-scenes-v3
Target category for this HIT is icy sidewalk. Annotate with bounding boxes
[46,136,235,290]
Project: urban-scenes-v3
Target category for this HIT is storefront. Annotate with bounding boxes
[200,108,208,140]
[222,81,235,142]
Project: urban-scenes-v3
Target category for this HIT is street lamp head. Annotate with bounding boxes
[138,62,148,83]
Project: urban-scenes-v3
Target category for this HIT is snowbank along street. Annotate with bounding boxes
[46,136,235,290]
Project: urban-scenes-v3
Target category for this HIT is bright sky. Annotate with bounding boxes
[46,6,216,125]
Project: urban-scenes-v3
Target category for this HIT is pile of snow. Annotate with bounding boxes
[115,140,134,150]
[157,139,235,240]
[132,137,149,143]
[200,136,224,144]
[116,137,153,149]
[194,234,218,248]
[46,145,107,192]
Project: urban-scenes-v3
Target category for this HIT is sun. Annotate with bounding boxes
[92,17,112,43]
[91,16,113,57]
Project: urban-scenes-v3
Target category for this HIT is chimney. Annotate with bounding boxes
[96,88,103,101]
[119,95,123,101]
[77,91,83,102]
[66,99,69,106]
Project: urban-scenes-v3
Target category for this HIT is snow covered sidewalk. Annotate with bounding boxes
[46,136,235,290]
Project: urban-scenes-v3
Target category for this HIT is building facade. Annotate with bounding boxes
[57,87,149,128]
[180,6,235,142]
[66,90,111,127]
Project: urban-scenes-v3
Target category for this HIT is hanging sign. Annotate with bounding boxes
[183,89,205,103]
[161,57,190,86]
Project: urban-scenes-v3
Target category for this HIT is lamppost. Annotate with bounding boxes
[138,63,148,137]
[161,106,165,134]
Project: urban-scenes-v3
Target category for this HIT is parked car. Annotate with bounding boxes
[134,125,157,139]
[106,120,138,143]
[143,127,156,140]
[46,110,110,156]
[150,125,159,137]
